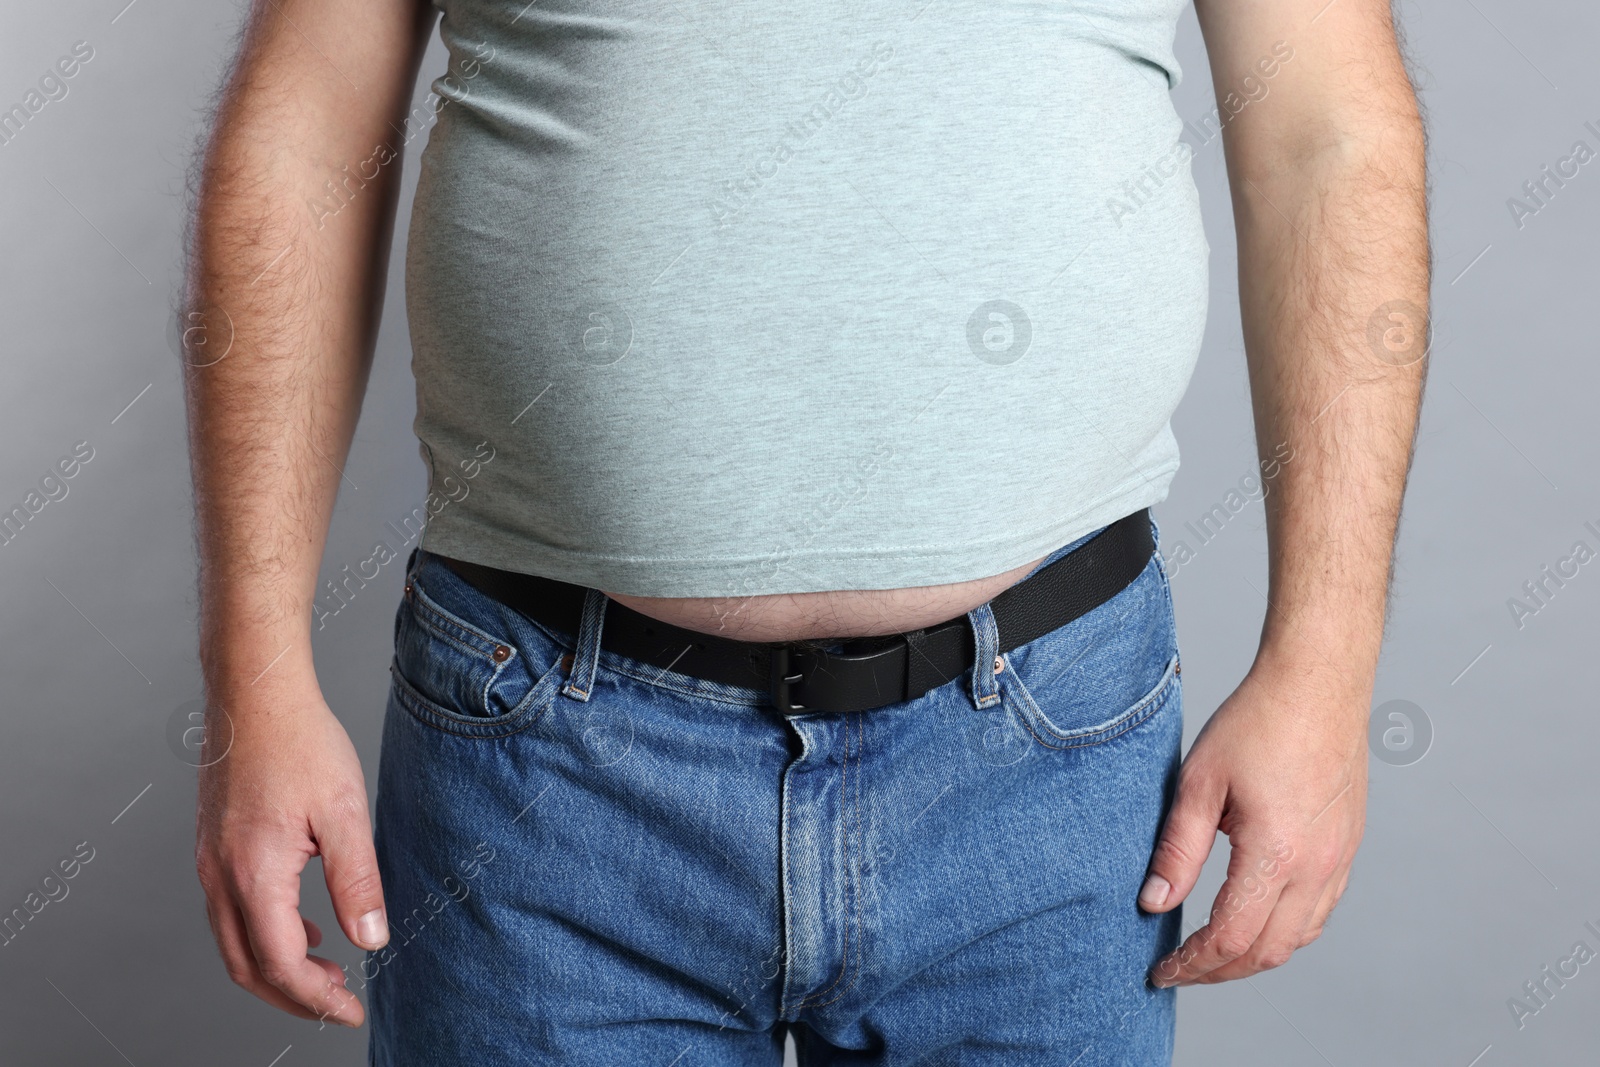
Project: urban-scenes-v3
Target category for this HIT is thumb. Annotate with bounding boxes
[1139,773,1225,913]
[317,810,389,951]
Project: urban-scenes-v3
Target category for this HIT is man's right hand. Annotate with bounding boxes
[194,673,388,1028]
[181,0,435,1027]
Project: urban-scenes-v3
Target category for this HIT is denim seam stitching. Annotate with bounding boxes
[779,738,800,1016]
[403,587,533,717]
[389,662,557,739]
[595,656,767,708]
[820,710,865,1009]
[409,580,509,662]
[792,711,865,1011]
[562,589,607,701]
[1009,657,1179,751]
[416,550,576,656]
[788,712,853,1009]
[392,672,554,739]
[1023,653,1177,744]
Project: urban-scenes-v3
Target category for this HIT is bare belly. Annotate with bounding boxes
[603,554,1048,643]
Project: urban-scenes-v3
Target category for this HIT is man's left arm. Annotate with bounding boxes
[1140,0,1429,985]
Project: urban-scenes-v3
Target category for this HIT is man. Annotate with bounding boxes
[182,0,1426,1062]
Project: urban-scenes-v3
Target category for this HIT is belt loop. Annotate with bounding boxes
[562,588,608,702]
[966,602,1002,709]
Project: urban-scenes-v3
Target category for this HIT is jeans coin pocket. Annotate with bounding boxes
[390,555,566,737]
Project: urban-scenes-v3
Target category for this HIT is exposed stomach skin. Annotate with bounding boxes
[602,553,1048,643]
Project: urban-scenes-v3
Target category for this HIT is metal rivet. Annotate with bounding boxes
[993,655,1005,675]
[403,582,412,596]
[491,645,512,663]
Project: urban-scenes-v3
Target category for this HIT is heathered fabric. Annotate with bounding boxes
[405,0,1209,598]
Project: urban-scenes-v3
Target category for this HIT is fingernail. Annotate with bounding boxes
[357,908,388,947]
[1150,955,1175,988]
[1139,875,1171,910]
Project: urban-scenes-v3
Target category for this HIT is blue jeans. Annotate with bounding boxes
[367,518,1184,1065]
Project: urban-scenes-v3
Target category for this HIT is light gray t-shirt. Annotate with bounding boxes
[405,0,1209,598]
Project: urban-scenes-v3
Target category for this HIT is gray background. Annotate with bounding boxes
[0,0,1594,1064]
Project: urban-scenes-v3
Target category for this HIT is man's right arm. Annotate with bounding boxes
[182,0,435,1027]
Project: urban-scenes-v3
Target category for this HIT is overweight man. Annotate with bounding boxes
[181,0,1427,1062]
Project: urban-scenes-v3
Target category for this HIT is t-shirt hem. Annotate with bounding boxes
[420,466,1176,598]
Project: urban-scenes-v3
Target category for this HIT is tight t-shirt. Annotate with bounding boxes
[405,0,1209,598]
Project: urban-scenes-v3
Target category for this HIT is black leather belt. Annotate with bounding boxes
[438,508,1153,715]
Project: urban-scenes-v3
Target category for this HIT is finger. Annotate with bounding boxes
[206,893,322,1020]
[1139,770,1226,914]
[237,883,365,1027]
[1193,880,1322,984]
[309,953,350,989]
[1150,842,1289,987]
[303,917,323,949]
[315,801,389,952]
[304,961,362,1029]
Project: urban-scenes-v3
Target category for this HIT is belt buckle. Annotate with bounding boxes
[769,645,812,715]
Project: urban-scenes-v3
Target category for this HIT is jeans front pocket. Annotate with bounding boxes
[390,552,568,738]
[998,552,1181,750]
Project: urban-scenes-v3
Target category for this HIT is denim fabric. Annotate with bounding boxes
[368,516,1184,1066]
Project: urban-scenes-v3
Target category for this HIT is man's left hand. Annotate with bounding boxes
[1138,653,1369,987]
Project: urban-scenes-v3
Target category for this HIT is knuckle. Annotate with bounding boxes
[1254,946,1295,971]
[223,849,283,899]
[257,963,294,990]
[1310,849,1342,879]
[1252,835,1295,868]
[1152,837,1196,870]
[1176,762,1222,796]
[226,862,267,899]
[195,859,223,896]
[1213,931,1256,960]
[336,868,384,903]
[1212,891,1246,920]
[325,786,371,825]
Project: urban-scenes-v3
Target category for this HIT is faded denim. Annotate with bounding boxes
[368,517,1183,1065]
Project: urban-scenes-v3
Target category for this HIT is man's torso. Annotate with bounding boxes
[402,0,1209,637]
